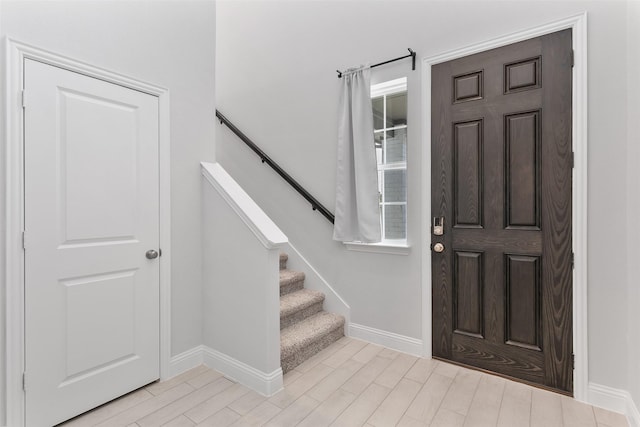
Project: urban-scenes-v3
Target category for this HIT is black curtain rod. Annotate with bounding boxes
[337,48,416,78]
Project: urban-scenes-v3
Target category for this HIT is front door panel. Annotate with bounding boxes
[431,30,573,393]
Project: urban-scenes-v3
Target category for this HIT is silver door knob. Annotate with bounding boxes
[146,249,159,260]
[433,243,445,253]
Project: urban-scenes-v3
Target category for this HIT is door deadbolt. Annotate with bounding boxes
[146,249,159,260]
[432,243,445,253]
[433,217,444,236]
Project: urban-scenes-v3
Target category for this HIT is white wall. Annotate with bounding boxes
[626,0,640,410]
[0,1,215,423]
[201,164,283,389]
[215,0,635,399]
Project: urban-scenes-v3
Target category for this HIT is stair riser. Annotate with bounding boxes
[280,280,304,296]
[280,301,324,330]
[281,326,344,373]
[279,254,288,270]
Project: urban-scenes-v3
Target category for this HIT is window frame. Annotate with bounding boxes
[345,77,410,255]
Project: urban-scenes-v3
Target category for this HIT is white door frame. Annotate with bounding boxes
[4,39,172,427]
[421,13,588,401]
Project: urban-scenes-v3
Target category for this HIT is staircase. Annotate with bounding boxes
[279,253,345,373]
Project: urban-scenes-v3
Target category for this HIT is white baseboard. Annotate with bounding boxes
[202,347,283,397]
[168,345,205,378]
[168,345,283,397]
[348,323,423,357]
[588,382,640,427]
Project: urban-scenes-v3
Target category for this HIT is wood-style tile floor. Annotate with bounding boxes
[60,337,630,427]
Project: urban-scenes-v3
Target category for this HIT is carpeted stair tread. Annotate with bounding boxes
[279,269,305,295]
[280,289,325,318]
[280,311,345,361]
[279,253,288,270]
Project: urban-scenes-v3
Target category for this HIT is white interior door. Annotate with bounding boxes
[24,59,160,427]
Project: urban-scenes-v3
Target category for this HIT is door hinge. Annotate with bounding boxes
[571,50,575,68]
[22,372,26,391]
[21,90,26,108]
[571,151,575,168]
[22,230,26,250]
[572,354,575,370]
[571,252,575,269]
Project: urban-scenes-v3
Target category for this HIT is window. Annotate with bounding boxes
[372,78,407,245]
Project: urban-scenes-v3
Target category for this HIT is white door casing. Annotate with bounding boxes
[4,40,172,427]
[23,59,160,426]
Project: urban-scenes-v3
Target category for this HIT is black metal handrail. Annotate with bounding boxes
[215,110,335,224]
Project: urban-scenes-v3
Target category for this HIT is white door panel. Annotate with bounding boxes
[24,59,160,427]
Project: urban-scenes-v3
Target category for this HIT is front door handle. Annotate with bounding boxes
[432,243,445,253]
[146,249,159,260]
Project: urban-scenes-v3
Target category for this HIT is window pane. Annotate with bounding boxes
[385,128,406,164]
[384,169,406,202]
[374,131,384,165]
[384,204,406,239]
[386,92,407,127]
[372,96,384,130]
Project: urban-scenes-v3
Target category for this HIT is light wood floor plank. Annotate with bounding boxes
[162,414,196,427]
[61,348,622,427]
[496,380,532,427]
[196,408,241,427]
[352,343,384,364]
[378,347,401,360]
[186,369,224,389]
[341,356,393,396]
[297,388,357,427]
[226,389,267,416]
[397,414,429,427]
[323,338,368,368]
[593,406,630,427]
[184,382,250,423]
[95,383,196,427]
[463,375,506,427]
[283,369,302,386]
[430,408,466,427]
[439,368,482,416]
[562,395,597,427]
[137,377,234,426]
[531,387,564,427]
[263,395,319,427]
[146,366,209,396]
[229,401,281,427]
[374,352,418,389]
[404,357,438,384]
[306,359,363,401]
[367,378,422,427]
[61,388,154,426]
[294,340,346,373]
[405,372,454,424]
[268,362,333,409]
[330,383,391,427]
[433,360,460,378]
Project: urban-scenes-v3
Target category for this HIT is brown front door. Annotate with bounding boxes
[431,29,573,394]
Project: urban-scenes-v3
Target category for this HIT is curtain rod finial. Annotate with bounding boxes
[336,70,342,78]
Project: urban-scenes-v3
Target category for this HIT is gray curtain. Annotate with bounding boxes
[333,66,381,243]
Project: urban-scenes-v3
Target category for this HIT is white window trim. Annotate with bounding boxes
[363,76,409,252]
[344,240,410,255]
